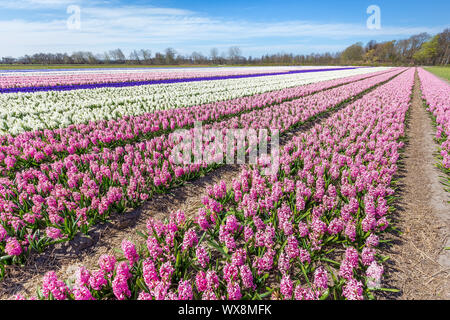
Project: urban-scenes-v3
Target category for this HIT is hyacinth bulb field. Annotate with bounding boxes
[0,65,448,301]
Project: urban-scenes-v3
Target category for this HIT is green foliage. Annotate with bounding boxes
[413,35,440,65]
[424,66,450,81]
[341,43,364,63]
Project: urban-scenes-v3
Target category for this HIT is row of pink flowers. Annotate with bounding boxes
[0,69,403,265]
[20,68,415,300]
[417,68,450,170]
[0,69,398,176]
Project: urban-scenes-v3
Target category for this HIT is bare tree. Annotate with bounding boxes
[140,49,152,64]
[153,52,165,65]
[407,33,431,60]
[129,50,141,64]
[71,51,86,64]
[210,48,219,64]
[109,48,126,63]
[228,46,242,64]
[165,48,176,65]
[103,52,111,64]
[438,28,449,65]
[191,51,206,64]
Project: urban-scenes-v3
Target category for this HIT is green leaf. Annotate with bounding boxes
[369,287,400,293]
[136,230,147,239]
[0,263,4,281]
[207,240,230,258]
[252,293,262,300]
[0,255,12,262]
[175,252,181,269]
[319,289,330,300]
[136,278,147,291]
[320,257,341,266]
[258,290,273,299]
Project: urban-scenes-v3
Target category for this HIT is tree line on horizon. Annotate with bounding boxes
[1,28,448,66]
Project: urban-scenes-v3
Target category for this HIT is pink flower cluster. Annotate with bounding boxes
[417,68,450,171]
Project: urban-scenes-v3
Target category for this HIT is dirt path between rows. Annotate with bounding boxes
[378,70,450,300]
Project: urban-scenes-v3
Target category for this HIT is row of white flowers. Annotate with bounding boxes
[0,66,338,77]
[0,67,390,136]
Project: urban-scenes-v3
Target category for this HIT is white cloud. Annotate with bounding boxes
[0,4,446,57]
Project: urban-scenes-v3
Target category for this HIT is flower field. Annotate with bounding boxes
[0,67,389,135]
[0,66,448,300]
[0,66,357,91]
[417,68,450,191]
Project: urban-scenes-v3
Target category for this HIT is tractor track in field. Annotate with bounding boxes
[375,69,450,300]
[0,70,404,300]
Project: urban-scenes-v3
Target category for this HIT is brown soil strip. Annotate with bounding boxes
[377,69,450,300]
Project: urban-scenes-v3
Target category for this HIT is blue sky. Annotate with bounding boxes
[0,0,448,58]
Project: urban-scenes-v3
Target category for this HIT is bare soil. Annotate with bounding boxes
[377,70,450,300]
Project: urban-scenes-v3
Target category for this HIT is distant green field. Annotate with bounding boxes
[424,66,450,81]
[0,63,325,70]
[0,64,222,70]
